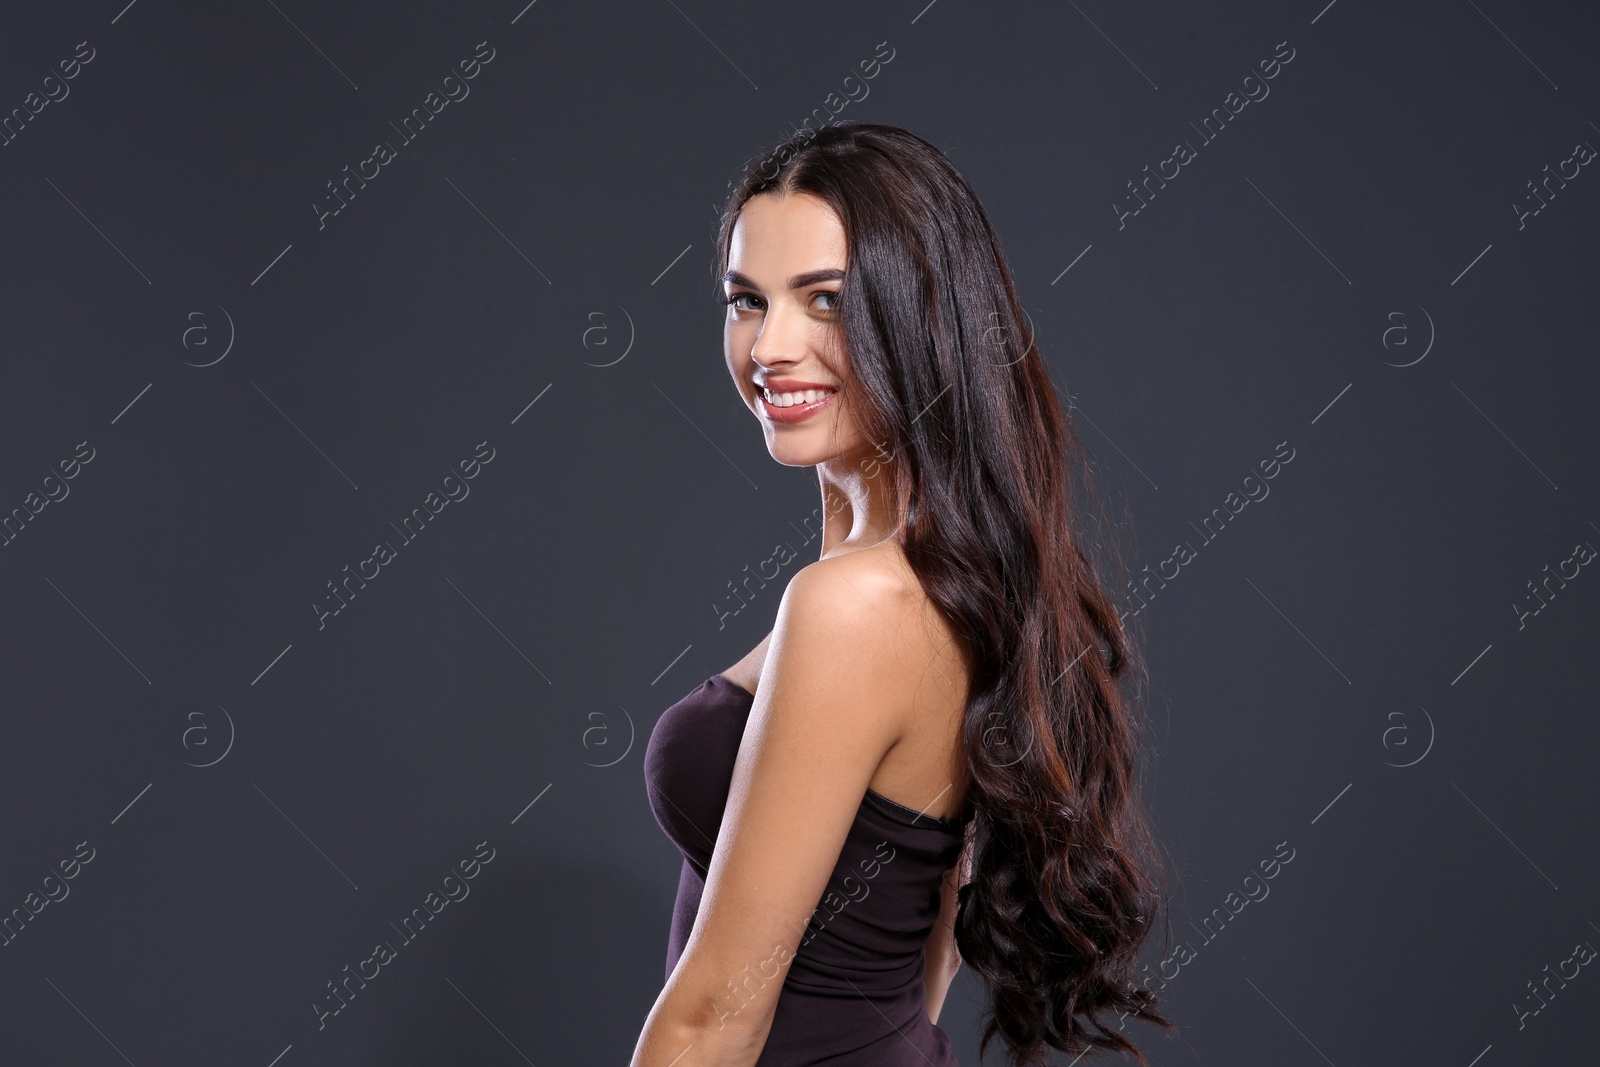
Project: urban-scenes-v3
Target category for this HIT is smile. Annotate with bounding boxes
[758,386,837,423]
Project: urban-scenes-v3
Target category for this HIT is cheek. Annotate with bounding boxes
[725,317,753,358]
[726,348,758,407]
[836,389,858,429]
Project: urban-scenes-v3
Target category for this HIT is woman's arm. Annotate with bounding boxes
[632,559,918,1065]
[923,830,972,1024]
[631,976,774,1067]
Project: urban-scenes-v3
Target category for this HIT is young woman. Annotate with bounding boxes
[636,122,1174,1066]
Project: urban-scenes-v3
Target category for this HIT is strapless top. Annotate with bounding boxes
[643,673,969,1065]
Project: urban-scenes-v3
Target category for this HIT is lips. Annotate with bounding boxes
[756,383,838,424]
[761,386,835,406]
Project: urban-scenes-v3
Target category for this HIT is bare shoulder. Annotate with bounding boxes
[771,541,969,709]
[794,541,920,616]
[721,545,928,696]
[785,541,928,647]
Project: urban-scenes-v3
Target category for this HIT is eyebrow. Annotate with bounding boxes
[720,267,845,291]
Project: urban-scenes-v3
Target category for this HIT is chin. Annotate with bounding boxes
[765,433,866,469]
[765,441,830,467]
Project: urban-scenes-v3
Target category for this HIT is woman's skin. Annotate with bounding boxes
[629,191,973,1066]
[716,191,968,822]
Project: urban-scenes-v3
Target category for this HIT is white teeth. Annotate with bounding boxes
[762,387,834,408]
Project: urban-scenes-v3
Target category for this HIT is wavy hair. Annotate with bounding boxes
[713,121,1177,1064]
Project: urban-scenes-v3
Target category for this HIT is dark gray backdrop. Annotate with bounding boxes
[2,1,1596,1063]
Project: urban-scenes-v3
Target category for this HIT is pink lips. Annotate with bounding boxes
[756,383,838,424]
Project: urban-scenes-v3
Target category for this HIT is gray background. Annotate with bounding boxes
[1,0,1596,1064]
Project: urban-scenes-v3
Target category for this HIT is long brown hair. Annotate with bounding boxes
[714,121,1177,1064]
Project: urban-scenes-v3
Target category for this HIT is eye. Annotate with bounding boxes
[813,290,841,312]
[724,292,762,311]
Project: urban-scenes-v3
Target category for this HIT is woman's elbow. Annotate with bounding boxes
[634,985,773,1066]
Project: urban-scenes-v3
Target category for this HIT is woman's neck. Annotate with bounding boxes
[816,445,902,558]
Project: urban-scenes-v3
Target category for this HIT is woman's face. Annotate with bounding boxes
[723,191,867,468]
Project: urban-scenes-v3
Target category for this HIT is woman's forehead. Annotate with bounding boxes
[728,192,847,278]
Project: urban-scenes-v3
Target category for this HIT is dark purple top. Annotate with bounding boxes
[644,673,969,1066]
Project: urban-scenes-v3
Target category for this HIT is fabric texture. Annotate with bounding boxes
[644,673,969,1066]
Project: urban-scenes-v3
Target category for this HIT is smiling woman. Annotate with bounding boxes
[635,122,1175,1067]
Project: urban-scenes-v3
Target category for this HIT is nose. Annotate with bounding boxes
[747,303,807,370]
